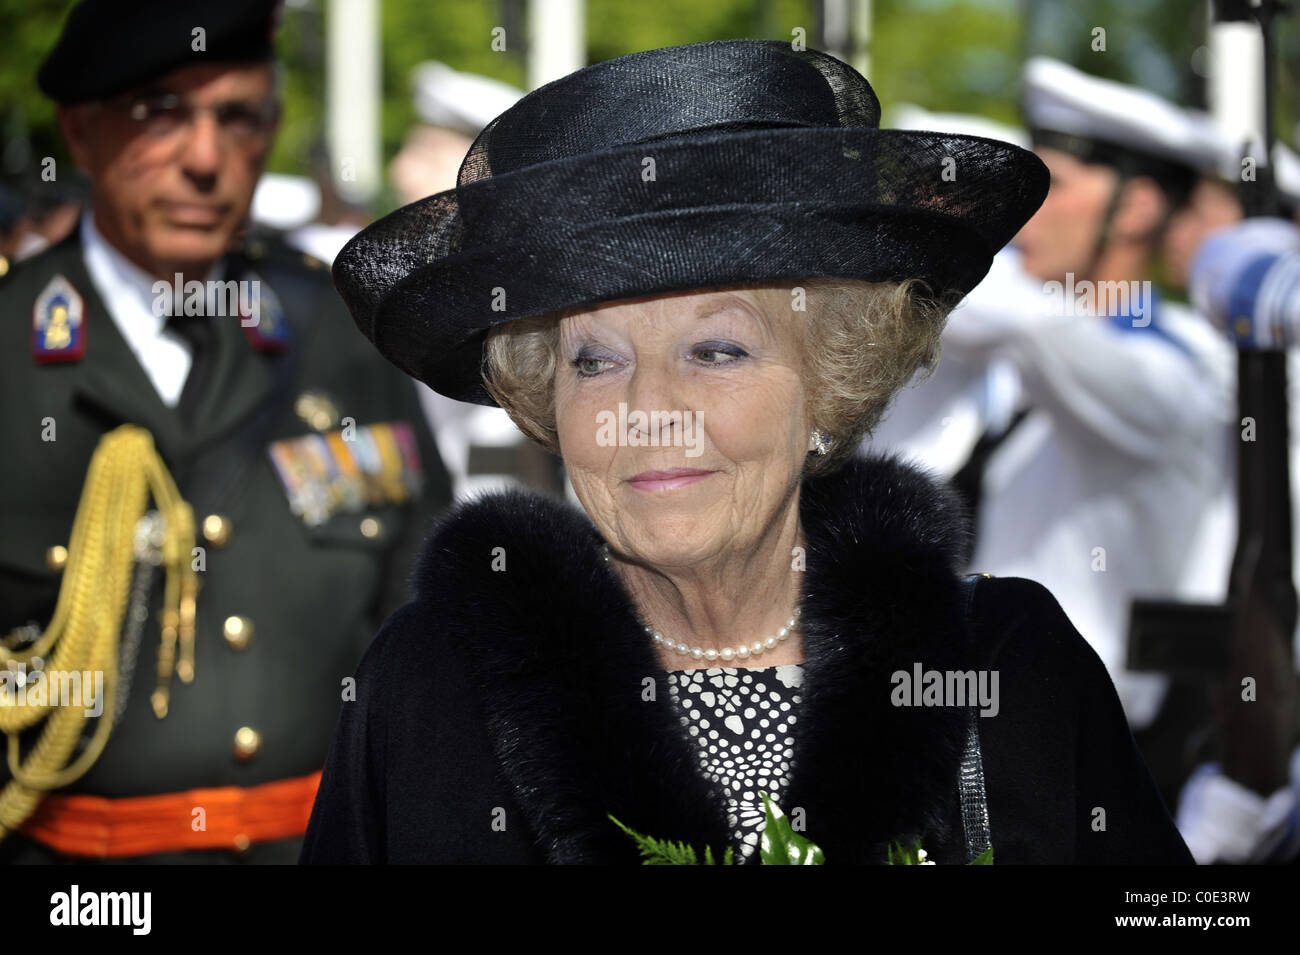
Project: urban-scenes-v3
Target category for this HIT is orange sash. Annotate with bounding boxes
[18,770,322,858]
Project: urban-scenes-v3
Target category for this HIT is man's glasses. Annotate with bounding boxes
[109,92,278,147]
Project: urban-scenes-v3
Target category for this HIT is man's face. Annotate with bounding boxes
[58,62,278,277]
[1162,179,1243,289]
[1015,146,1117,282]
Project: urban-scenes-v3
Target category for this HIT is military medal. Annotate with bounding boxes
[32,275,86,364]
[324,430,367,512]
[268,421,425,527]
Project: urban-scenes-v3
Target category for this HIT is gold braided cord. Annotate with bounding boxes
[0,425,196,838]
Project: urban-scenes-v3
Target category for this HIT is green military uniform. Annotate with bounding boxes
[0,227,452,862]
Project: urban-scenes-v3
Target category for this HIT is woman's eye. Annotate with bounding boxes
[572,354,615,377]
[693,342,748,364]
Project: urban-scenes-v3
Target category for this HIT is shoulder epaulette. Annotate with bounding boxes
[232,234,331,282]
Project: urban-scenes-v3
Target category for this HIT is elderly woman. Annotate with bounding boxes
[300,40,1192,865]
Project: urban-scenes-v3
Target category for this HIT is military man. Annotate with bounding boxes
[0,0,451,862]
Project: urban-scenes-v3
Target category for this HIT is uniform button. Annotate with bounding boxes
[0,255,9,278]
[232,833,252,855]
[232,726,262,761]
[223,615,253,651]
[46,545,68,571]
[202,514,232,548]
[359,517,382,538]
[294,391,339,432]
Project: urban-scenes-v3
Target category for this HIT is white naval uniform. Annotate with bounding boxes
[870,251,1234,732]
[974,298,1232,732]
[868,249,1037,479]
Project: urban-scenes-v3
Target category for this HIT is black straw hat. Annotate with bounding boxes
[334,39,1048,405]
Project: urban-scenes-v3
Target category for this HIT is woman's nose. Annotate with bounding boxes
[625,357,684,443]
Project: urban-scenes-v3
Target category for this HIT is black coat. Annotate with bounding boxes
[300,453,1194,864]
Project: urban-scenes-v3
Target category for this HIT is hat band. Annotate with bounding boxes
[456,126,1001,253]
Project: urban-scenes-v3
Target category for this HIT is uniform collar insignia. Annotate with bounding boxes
[32,274,87,364]
[238,270,290,353]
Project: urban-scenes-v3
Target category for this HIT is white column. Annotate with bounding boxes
[852,0,872,79]
[1207,19,1267,163]
[326,0,382,204]
[528,0,585,91]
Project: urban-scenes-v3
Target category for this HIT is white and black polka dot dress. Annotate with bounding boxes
[666,664,803,863]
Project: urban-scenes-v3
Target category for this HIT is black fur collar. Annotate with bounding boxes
[413,453,976,863]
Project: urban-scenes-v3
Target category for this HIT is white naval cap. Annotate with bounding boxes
[887,102,1029,149]
[251,172,322,232]
[411,60,524,137]
[1172,110,1300,189]
[1022,56,1225,174]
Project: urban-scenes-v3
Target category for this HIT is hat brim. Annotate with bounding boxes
[335,127,1047,404]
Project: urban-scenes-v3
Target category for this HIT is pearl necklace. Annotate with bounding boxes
[601,545,801,662]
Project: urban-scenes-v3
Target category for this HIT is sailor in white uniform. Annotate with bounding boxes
[975,60,1240,736]
[867,106,1032,484]
[871,61,1300,866]
[869,67,1234,737]
[984,63,1300,862]
[392,61,535,502]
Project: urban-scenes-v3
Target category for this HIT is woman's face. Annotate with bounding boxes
[554,286,811,570]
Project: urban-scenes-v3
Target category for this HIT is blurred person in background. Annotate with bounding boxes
[387,59,561,502]
[0,182,85,269]
[284,143,372,265]
[388,60,522,209]
[247,144,373,267]
[1163,170,1245,293]
[0,0,451,863]
[897,59,1237,808]
[1169,142,1300,860]
[866,91,1300,861]
[864,106,1037,491]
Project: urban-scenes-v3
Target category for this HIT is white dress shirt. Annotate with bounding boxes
[80,212,220,407]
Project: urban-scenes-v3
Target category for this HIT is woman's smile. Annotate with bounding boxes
[624,468,717,492]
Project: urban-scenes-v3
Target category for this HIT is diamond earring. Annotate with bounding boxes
[809,430,832,456]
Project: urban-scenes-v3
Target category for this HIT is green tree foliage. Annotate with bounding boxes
[3,1,1291,216]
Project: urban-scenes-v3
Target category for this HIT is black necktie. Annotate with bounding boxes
[166,312,219,421]
[950,406,1031,558]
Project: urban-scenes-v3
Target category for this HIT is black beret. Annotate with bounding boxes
[38,0,280,103]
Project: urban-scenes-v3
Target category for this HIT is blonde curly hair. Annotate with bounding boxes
[482,278,958,476]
